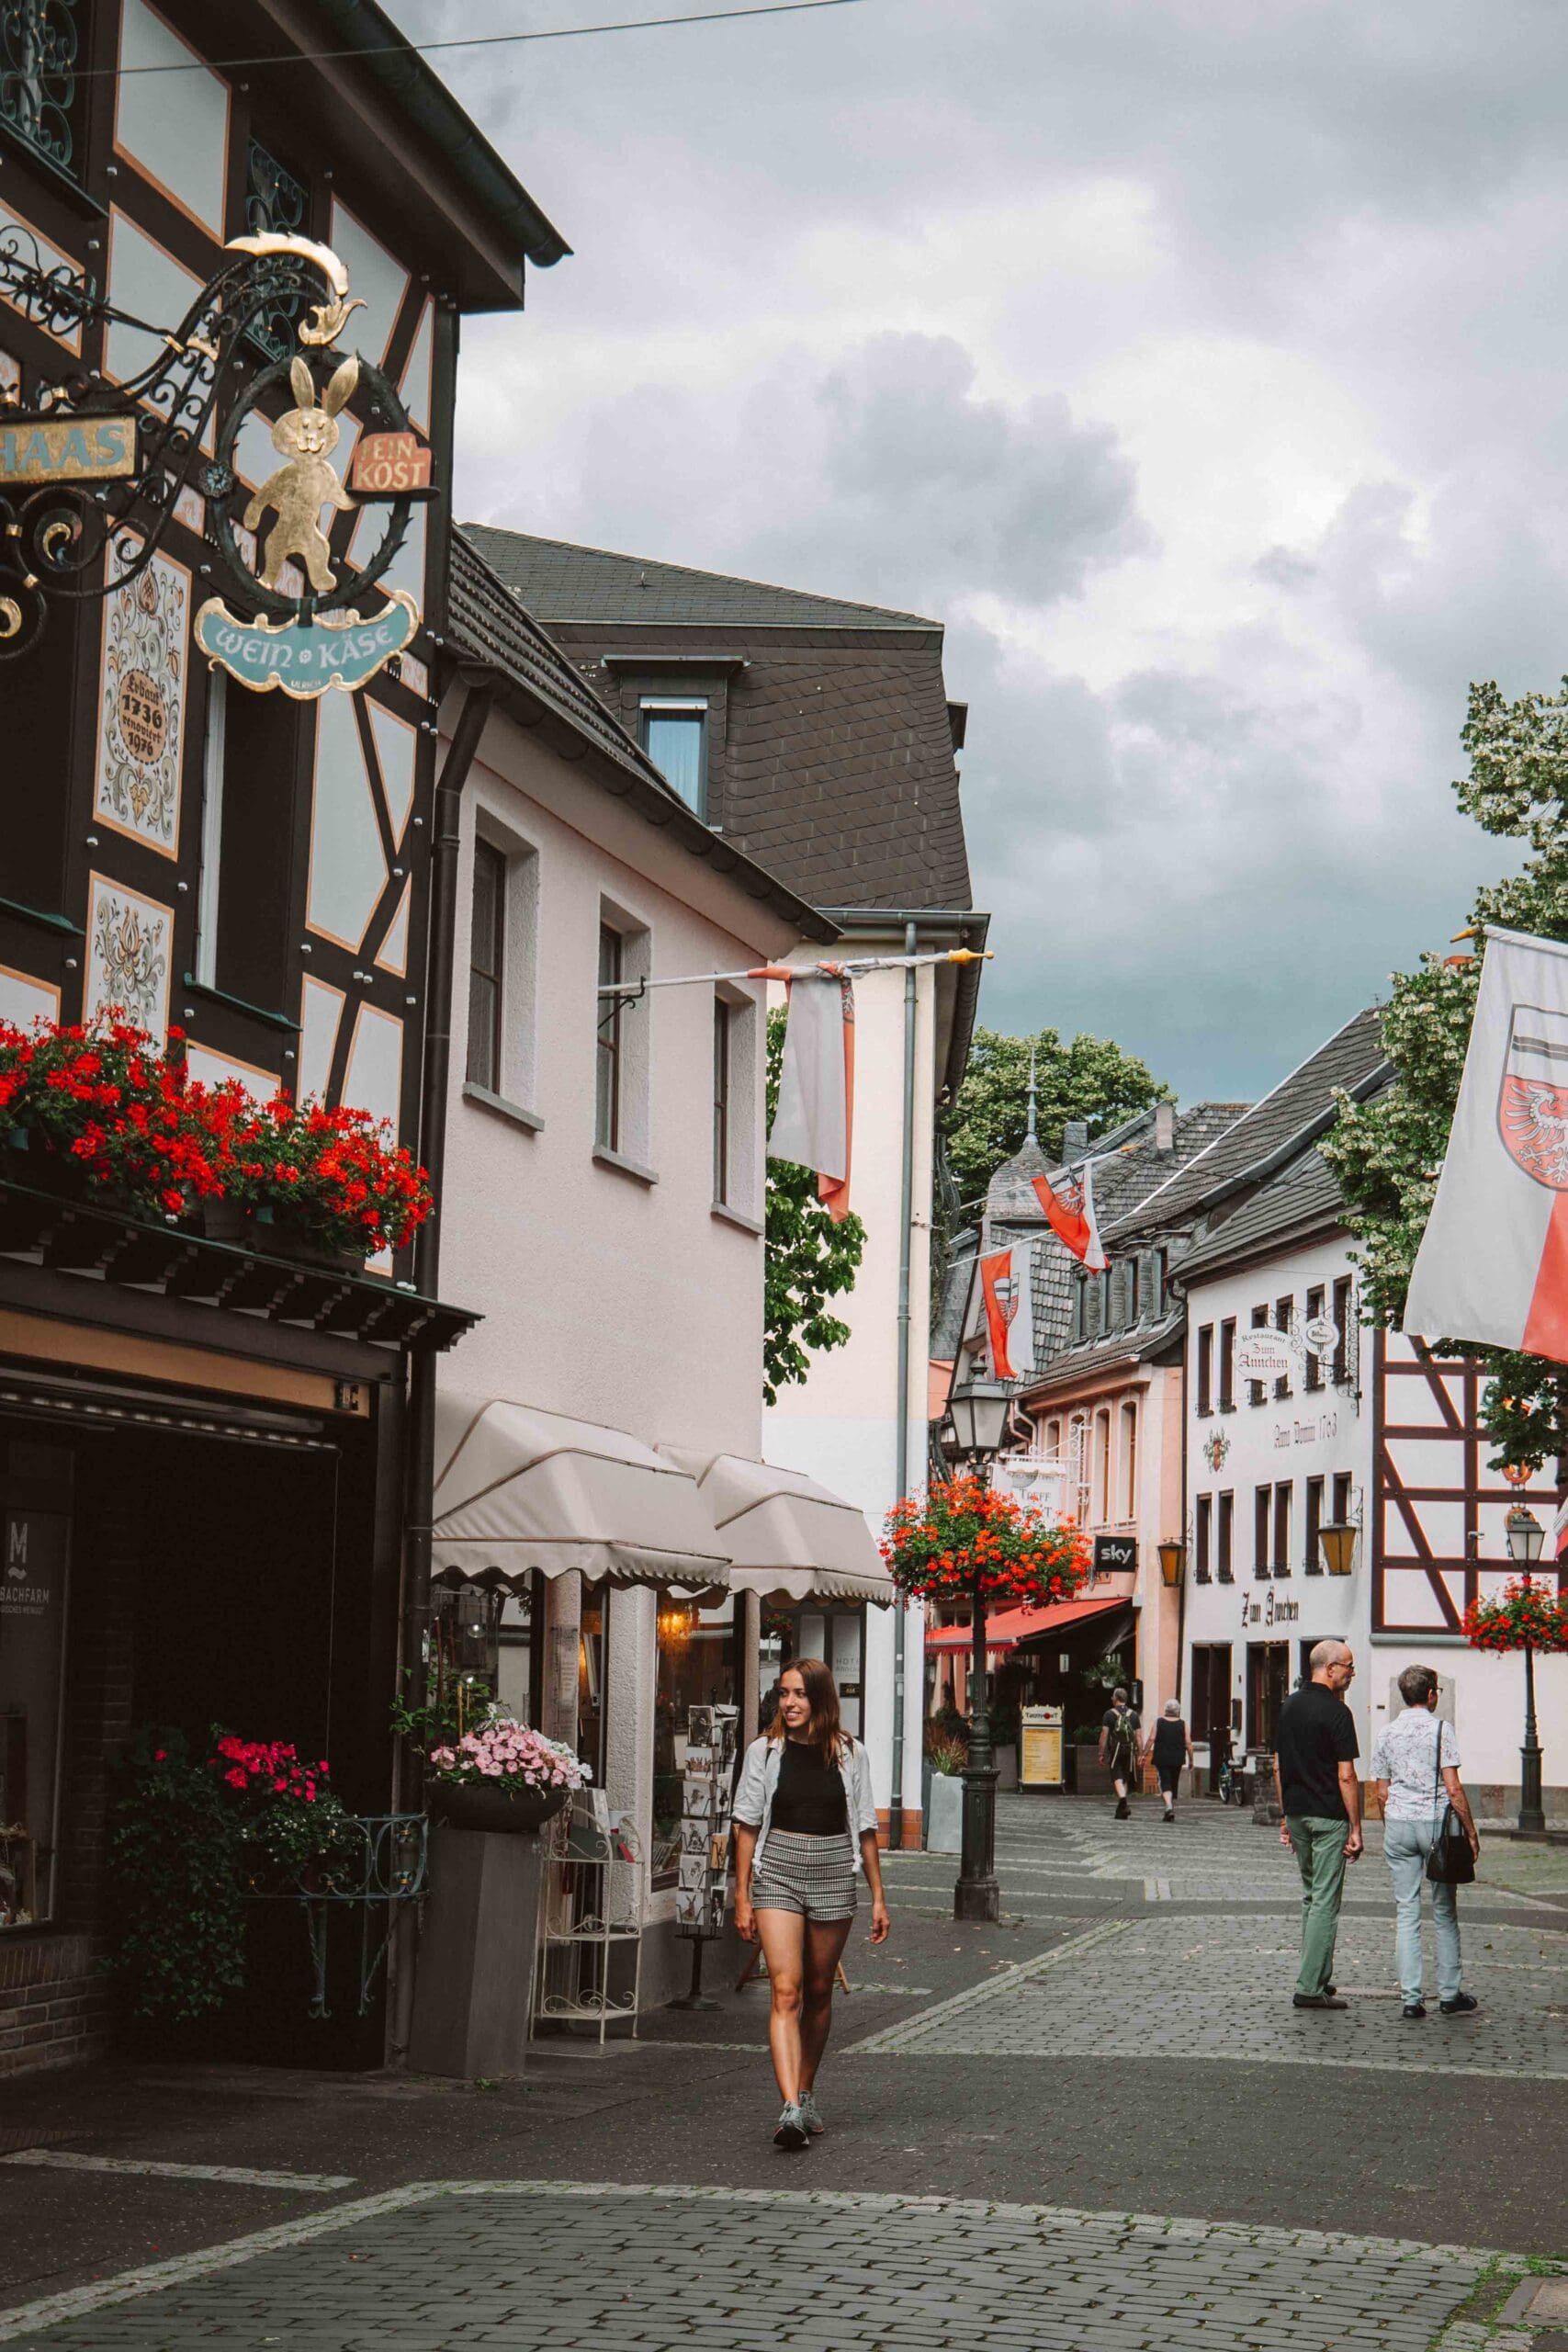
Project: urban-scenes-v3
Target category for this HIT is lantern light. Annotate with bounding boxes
[1318,1521,1357,1577]
[1506,1505,1545,1566]
[945,1373,1012,1462]
[1156,1539,1185,1589]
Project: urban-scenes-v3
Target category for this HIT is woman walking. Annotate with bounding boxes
[1370,1665,1481,2021]
[1150,1699,1194,1822]
[732,1658,889,2150]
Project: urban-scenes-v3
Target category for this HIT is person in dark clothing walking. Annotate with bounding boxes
[1273,1638,1361,2011]
[1099,1686,1142,1819]
[1150,1701,1193,1821]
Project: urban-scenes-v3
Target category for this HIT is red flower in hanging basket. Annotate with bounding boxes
[882,1474,1090,1607]
[1461,1578,1568,1654]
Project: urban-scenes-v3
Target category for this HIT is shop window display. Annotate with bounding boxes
[0,1443,73,1928]
[651,1594,735,1888]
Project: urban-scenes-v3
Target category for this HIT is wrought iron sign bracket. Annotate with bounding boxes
[0,229,431,689]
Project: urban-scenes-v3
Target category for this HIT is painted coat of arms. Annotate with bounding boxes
[1201,1430,1231,1474]
[1499,1002,1568,1191]
[97,554,187,854]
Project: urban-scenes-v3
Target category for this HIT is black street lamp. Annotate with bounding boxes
[1506,1504,1547,1838]
[946,1373,1011,1925]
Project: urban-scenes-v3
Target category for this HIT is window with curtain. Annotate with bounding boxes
[712,995,731,1204]
[596,923,623,1150]
[1304,1475,1325,1575]
[1273,1481,1292,1577]
[1274,1296,1293,1400]
[1254,1485,1271,1578]
[640,698,708,814]
[1219,1320,1235,1410]
[1304,1285,1325,1393]
[1093,1410,1111,1523]
[1197,1325,1213,1415]
[1195,1493,1213,1583]
[467,839,505,1091]
[1119,1401,1137,1521]
[1217,1492,1234,1582]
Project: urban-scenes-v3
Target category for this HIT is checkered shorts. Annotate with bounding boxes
[750,1828,858,1922]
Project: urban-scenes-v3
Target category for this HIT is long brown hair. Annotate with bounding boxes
[768,1657,846,1765]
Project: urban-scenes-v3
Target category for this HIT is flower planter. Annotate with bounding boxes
[3,1127,91,1199]
[429,1781,571,1835]
[201,1197,369,1273]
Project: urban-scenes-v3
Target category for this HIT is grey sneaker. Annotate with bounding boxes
[798,2090,825,2135]
[773,2102,809,2151]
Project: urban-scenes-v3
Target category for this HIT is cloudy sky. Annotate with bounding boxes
[386,0,1565,1102]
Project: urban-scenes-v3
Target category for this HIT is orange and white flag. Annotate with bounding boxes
[978,1241,1038,1380]
[1032,1159,1108,1272]
[767,968,855,1221]
[1404,926,1568,1361]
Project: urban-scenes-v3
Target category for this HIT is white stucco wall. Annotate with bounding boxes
[436,695,807,1943]
[1183,1235,1372,1754]
[762,945,938,1834]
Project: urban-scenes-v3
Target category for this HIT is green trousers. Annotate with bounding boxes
[1287,1815,1348,1998]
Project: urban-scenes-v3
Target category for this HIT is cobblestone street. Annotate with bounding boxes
[3,1798,1563,2352]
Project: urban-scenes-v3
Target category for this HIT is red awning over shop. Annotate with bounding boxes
[925,1593,1128,1656]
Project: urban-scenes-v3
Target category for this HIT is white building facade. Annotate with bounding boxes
[1179,1148,1566,1814]
[430,537,888,1998]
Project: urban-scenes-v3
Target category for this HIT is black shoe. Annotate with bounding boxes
[1325,1983,1336,1996]
[1114,1799,1130,1819]
[1292,1993,1348,2010]
[1163,1809,1175,1823]
[1440,1993,1480,2018]
[1403,2001,1427,2019]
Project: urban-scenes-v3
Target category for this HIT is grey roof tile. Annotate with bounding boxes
[1175,1147,1348,1283]
[461,526,937,629]
[1107,1006,1387,1241]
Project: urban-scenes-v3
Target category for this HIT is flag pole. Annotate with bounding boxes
[598,947,990,997]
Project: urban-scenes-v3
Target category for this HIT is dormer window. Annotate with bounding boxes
[640,696,708,815]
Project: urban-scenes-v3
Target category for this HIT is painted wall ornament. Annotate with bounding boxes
[96,552,187,854]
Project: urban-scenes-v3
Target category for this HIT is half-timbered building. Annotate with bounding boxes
[0,1,564,2070]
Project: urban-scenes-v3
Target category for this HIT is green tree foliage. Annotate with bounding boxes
[1322,675,1568,1473]
[765,1008,866,1406]
[942,1026,1172,1206]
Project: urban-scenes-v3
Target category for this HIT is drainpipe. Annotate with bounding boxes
[887,919,919,1854]
[388,670,493,2065]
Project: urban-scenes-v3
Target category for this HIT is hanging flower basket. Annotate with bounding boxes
[1461,1579,1568,1654]
[883,1473,1091,1606]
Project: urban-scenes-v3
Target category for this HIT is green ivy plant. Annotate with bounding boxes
[1322,674,1568,1473]
[107,1728,246,2026]
[764,1007,866,1405]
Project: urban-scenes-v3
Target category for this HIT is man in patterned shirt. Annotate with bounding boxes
[1371,1666,1481,2022]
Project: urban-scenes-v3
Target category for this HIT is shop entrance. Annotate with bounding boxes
[1246,1641,1290,1751]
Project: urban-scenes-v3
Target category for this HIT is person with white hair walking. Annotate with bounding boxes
[1149,1699,1194,1822]
[1273,1638,1362,2011]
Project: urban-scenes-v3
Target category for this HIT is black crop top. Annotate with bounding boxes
[771,1738,850,1837]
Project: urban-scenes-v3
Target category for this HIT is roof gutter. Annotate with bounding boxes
[814,907,989,1096]
[1171,1206,1349,1295]
[305,0,570,268]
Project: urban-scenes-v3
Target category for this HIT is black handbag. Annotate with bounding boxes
[1424,1714,1475,1886]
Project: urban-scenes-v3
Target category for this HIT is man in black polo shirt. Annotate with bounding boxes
[1273,1639,1361,2010]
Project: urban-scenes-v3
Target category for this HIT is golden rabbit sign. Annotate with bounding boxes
[196,238,431,699]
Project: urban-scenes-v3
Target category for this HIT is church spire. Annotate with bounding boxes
[1024,1040,1039,1147]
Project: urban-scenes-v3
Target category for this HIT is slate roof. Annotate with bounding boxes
[1175,1148,1348,1285]
[1108,1006,1387,1242]
[953,1102,1251,1383]
[456,526,973,915]
[461,527,937,630]
[446,531,838,942]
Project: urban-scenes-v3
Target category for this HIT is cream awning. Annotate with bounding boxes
[433,1396,732,1591]
[660,1448,895,1607]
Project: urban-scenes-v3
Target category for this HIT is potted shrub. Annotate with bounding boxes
[426,1719,589,1833]
[923,1734,967,1853]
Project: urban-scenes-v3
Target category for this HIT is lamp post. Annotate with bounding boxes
[946,1373,1011,1924]
[1506,1505,1547,1837]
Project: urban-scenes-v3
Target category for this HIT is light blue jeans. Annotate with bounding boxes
[1383,1818,1462,2006]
